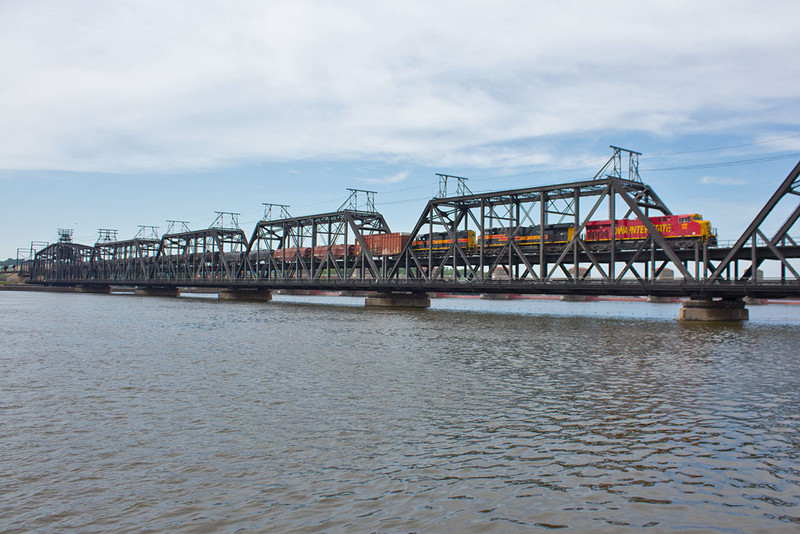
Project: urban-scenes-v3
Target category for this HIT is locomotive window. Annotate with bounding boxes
[678,217,690,223]
[693,214,702,221]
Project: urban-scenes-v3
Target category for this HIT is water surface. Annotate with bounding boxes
[1,291,799,532]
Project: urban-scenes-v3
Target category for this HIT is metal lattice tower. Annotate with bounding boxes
[57,229,74,243]
[134,225,160,240]
[211,212,241,229]
[339,189,377,212]
[595,146,642,182]
[96,229,118,243]
[436,174,473,198]
[166,220,191,234]
[262,203,291,221]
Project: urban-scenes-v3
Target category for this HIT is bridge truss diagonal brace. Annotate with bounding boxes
[771,203,800,247]
[614,236,652,283]
[431,205,478,280]
[385,200,435,281]
[612,180,694,281]
[347,214,384,280]
[464,199,535,281]
[755,229,800,280]
[708,160,800,282]
[546,183,612,281]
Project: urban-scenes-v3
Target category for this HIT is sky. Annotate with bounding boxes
[2,0,800,260]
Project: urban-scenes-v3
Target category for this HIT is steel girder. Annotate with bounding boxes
[382,175,686,287]
[153,228,251,283]
[30,242,94,282]
[92,238,160,281]
[705,160,800,285]
[246,210,392,282]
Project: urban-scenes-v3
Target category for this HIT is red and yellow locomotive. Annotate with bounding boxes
[584,213,716,245]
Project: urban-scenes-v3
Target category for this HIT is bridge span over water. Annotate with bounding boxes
[25,150,800,321]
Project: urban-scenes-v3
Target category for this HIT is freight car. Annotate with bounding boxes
[361,232,410,256]
[271,247,312,260]
[312,244,357,259]
[268,245,358,262]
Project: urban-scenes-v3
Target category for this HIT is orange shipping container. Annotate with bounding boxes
[362,232,410,256]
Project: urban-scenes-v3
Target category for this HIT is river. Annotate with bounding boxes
[1,291,799,532]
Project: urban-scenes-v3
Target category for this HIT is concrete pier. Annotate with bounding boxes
[480,293,512,300]
[365,292,431,308]
[561,294,590,302]
[647,296,675,303]
[218,288,273,301]
[134,286,181,297]
[679,298,749,322]
[76,285,112,294]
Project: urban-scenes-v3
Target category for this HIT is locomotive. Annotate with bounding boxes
[410,214,715,254]
[412,230,475,252]
[481,224,575,248]
[584,213,716,246]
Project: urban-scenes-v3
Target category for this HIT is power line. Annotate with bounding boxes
[644,152,800,172]
[648,133,800,157]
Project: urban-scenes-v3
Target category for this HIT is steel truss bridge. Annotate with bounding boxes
[28,150,800,304]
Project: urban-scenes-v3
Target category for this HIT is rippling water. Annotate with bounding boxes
[1,291,799,532]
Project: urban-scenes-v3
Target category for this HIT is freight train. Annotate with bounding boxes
[264,213,715,261]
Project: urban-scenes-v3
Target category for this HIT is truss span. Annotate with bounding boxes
[28,155,800,300]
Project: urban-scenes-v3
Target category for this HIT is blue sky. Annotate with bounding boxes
[2,0,800,259]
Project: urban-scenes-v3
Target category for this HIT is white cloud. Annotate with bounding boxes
[1,0,799,172]
[357,171,409,185]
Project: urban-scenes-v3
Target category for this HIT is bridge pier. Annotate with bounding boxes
[561,294,590,302]
[365,291,431,309]
[218,288,273,302]
[76,285,112,294]
[647,296,675,303]
[679,298,749,322]
[134,286,181,297]
[481,293,512,300]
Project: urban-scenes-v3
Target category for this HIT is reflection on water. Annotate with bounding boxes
[1,291,799,532]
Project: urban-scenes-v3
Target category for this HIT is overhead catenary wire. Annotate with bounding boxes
[646,133,800,158]
[644,152,800,172]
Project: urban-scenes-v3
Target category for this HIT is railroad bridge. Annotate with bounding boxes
[26,149,800,321]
